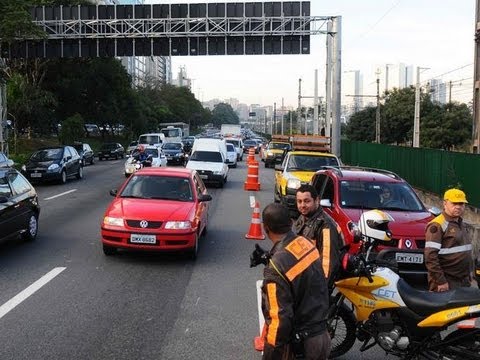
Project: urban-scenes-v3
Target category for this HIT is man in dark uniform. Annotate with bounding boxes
[293,184,343,289]
[425,188,473,292]
[260,203,331,360]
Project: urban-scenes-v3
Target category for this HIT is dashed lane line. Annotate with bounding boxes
[0,267,66,320]
[44,189,77,201]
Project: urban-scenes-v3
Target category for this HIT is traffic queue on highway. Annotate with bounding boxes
[2,127,480,359]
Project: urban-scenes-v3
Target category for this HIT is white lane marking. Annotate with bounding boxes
[44,189,77,201]
[256,280,264,335]
[0,267,66,320]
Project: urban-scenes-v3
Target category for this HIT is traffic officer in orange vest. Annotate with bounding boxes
[424,188,473,292]
[294,184,343,289]
[260,203,331,360]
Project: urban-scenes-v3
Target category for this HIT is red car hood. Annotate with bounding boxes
[107,198,195,221]
[342,208,434,239]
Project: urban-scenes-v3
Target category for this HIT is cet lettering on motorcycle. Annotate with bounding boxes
[467,304,480,314]
[373,288,397,299]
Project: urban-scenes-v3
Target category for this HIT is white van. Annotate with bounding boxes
[138,133,166,148]
[186,138,229,188]
[224,137,244,161]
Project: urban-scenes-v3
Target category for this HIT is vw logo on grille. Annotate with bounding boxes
[140,220,149,228]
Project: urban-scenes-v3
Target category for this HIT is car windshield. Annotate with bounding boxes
[144,148,158,157]
[31,148,63,161]
[189,151,223,162]
[226,144,235,152]
[270,143,290,150]
[73,144,83,152]
[339,180,425,211]
[244,140,256,146]
[163,143,182,150]
[139,135,160,144]
[225,139,239,147]
[287,155,339,171]
[120,175,193,201]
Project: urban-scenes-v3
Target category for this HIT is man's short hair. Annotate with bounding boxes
[296,184,318,199]
[262,203,292,234]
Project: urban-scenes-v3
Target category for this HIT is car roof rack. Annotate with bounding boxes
[320,165,402,180]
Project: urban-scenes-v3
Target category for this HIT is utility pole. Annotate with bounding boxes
[0,58,6,155]
[449,80,453,103]
[325,21,332,138]
[385,63,393,93]
[273,102,277,135]
[289,111,293,135]
[413,66,429,148]
[473,0,480,153]
[331,16,342,157]
[313,69,319,135]
[281,97,284,135]
[376,76,381,143]
[297,78,302,135]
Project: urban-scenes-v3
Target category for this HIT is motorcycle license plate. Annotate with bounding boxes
[130,234,156,244]
[395,253,424,264]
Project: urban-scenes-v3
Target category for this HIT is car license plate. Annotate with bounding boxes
[395,253,424,264]
[130,234,156,244]
[31,173,42,178]
[200,175,208,179]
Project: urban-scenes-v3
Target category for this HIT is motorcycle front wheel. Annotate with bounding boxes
[327,301,357,359]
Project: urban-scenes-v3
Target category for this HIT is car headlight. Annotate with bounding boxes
[164,221,191,230]
[287,178,301,190]
[213,170,223,175]
[47,163,60,171]
[267,151,274,157]
[21,164,26,171]
[103,216,124,227]
[176,152,183,157]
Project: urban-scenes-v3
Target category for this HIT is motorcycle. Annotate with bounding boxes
[328,212,480,359]
[124,155,152,177]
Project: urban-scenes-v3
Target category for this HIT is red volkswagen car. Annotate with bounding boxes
[101,167,211,259]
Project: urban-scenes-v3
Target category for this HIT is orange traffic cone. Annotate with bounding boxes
[244,160,261,191]
[245,201,265,240]
[247,148,256,164]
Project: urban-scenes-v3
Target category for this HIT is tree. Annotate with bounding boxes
[211,102,239,126]
[59,113,84,144]
[344,106,377,141]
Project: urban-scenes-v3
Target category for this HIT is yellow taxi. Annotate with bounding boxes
[262,141,292,168]
[273,135,340,213]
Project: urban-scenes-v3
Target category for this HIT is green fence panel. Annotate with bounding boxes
[340,140,480,208]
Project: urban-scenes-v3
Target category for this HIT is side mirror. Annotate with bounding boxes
[109,189,118,196]
[320,198,332,207]
[6,159,14,167]
[274,164,284,171]
[198,194,212,202]
[428,206,441,217]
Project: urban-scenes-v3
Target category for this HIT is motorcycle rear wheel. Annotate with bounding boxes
[327,302,357,359]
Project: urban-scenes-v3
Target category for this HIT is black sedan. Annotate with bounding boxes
[162,142,186,165]
[21,146,83,184]
[97,142,125,160]
[0,167,40,243]
[73,142,95,166]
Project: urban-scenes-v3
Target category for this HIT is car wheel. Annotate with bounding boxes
[188,234,199,260]
[76,166,83,180]
[22,214,39,242]
[90,157,94,165]
[233,162,237,168]
[103,245,117,256]
[115,154,118,160]
[60,169,67,184]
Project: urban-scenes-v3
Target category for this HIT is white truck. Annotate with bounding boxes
[220,124,241,138]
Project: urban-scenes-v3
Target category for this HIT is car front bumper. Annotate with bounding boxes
[101,228,197,251]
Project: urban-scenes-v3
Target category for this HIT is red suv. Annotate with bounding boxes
[310,167,437,252]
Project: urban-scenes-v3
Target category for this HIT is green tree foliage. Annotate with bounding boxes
[421,102,472,150]
[0,0,44,43]
[211,102,239,126]
[59,113,84,144]
[344,106,377,142]
[7,72,57,135]
[345,86,472,150]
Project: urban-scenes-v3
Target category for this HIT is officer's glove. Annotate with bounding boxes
[250,244,270,267]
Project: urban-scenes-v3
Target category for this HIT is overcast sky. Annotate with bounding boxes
[145,0,475,107]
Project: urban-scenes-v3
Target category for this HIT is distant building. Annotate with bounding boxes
[429,79,447,104]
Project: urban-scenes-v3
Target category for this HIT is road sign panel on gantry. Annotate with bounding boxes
[1,2,315,59]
